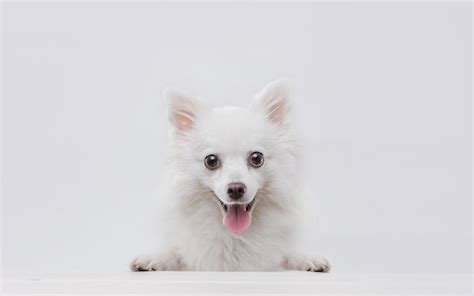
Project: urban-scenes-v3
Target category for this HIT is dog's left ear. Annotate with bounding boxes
[252,79,290,126]
[163,88,204,132]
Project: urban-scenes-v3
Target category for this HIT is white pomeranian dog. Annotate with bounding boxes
[131,80,330,272]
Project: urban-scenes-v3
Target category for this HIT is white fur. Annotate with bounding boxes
[130,80,330,272]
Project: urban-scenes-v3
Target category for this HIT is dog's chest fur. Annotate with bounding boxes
[168,198,296,271]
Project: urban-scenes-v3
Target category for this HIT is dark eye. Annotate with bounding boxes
[248,151,264,168]
[204,154,220,170]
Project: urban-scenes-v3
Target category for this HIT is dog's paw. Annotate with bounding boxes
[130,252,183,271]
[302,256,331,272]
[283,254,331,273]
[130,254,157,271]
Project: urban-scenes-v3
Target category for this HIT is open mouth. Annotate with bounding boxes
[217,198,255,213]
[216,198,255,235]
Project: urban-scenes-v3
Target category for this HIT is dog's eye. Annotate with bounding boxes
[204,154,220,170]
[248,151,264,168]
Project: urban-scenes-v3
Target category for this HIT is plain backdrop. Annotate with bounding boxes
[2,2,472,273]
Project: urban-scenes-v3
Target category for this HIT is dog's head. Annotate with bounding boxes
[164,80,296,235]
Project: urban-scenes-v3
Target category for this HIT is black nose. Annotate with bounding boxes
[227,183,246,200]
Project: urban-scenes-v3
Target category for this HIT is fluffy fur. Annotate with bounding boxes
[130,80,330,272]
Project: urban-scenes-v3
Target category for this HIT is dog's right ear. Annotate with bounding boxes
[163,88,203,132]
[251,79,291,126]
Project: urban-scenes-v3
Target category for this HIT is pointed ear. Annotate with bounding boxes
[163,88,203,132]
[252,79,291,125]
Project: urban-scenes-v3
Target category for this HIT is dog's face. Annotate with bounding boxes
[164,80,295,235]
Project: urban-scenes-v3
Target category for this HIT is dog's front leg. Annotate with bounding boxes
[283,253,331,272]
[130,250,185,271]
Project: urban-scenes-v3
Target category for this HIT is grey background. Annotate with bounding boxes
[2,2,472,273]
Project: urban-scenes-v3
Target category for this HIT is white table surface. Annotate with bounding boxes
[2,272,473,295]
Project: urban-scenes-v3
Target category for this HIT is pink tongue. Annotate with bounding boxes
[223,205,251,235]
